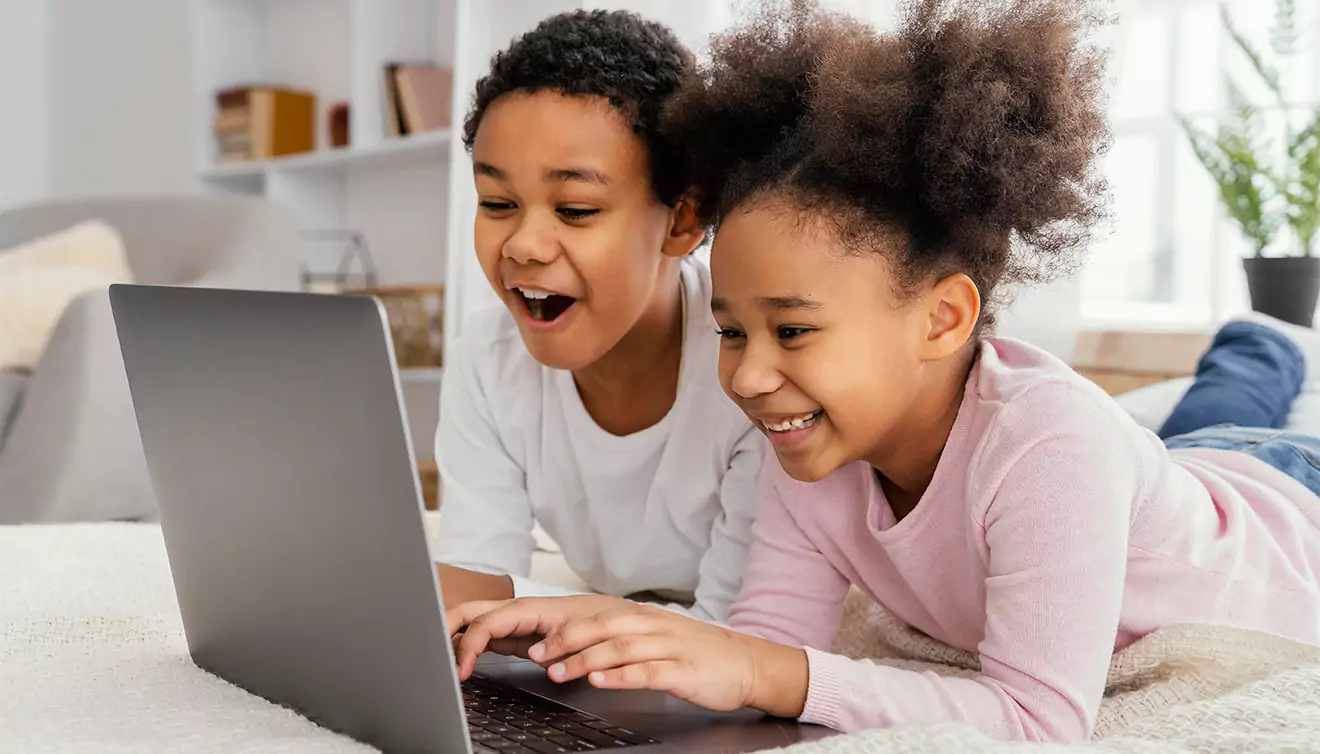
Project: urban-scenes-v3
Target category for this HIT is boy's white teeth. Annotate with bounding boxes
[519,288,552,300]
[765,412,820,432]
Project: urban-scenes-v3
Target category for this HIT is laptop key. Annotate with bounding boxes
[486,725,517,736]
[604,728,656,746]
[523,741,574,754]
[544,737,596,752]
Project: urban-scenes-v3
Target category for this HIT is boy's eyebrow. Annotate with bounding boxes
[711,297,729,313]
[473,161,505,179]
[546,167,611,186]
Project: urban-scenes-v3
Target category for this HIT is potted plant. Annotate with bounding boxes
[1179,0,1320,326]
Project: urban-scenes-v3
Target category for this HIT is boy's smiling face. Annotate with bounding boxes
[471,91,692,371]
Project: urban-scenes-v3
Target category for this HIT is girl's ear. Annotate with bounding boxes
[921,273,980,361]
[661,195,708,259]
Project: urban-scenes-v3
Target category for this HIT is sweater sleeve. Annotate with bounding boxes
[727,463,852,650]
[432,330,537,579]
[800,395,1135,742]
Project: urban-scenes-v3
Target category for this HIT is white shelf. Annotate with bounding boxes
[199,129,452,181]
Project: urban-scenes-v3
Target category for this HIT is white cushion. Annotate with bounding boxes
[1115,378,1320,436]
[0,221,133,372]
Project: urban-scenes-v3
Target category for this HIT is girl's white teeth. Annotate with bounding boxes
[519,288,552,300]
[765,412,820,432]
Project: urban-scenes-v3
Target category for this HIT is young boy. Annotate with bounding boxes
[433,10,765,622]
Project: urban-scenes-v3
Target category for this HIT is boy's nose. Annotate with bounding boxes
[503,219,559,265]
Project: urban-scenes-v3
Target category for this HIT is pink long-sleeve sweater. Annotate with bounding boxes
[728,338,1320,743]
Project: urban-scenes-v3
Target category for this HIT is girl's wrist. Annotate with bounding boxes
[744,636,809,718]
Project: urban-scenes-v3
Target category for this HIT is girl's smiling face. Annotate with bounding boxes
[710,197,979,483]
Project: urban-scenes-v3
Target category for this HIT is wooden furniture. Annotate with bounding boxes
[1072,330,1211,396]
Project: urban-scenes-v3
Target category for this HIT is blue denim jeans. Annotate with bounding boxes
[1160,320,1320,498]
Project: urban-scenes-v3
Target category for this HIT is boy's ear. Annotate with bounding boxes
[661,195,708,259]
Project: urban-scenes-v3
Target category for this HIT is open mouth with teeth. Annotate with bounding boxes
[763,411,824,433]
[517,288,577,322]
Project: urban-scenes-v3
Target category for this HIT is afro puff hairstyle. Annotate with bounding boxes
[462,10,695,207]
[663,0,1112,325]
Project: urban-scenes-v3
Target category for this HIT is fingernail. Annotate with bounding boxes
[549,663,565,680]
[589,672,605,686]
[528,643,544,661]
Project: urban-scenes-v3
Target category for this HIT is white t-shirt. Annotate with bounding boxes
[433,258,766,621]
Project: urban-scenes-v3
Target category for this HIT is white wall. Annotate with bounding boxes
[44,0,195,197]
[0,0,49,210]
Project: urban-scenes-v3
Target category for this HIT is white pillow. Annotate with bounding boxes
[1114,377,1320,436]
[0,221,132,372]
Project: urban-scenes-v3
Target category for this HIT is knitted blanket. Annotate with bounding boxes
[4,524,1320,753]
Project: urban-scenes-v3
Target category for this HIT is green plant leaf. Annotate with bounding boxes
[1178,114,1278,256]
[1223,5,1286,110]
[1282,109,1320,255]
[1273,0,1298,58]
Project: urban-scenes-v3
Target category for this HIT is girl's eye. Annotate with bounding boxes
[716,327,745,341]
[558,207,600,221]
[778,326,812,340]
[479,200,516,212]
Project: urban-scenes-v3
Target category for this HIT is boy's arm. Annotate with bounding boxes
[431,335,536,608]
[688,429,769,622]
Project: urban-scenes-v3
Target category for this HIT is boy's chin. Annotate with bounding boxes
[515,323,611,372]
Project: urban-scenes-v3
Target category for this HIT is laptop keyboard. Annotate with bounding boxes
[463,674,659,752]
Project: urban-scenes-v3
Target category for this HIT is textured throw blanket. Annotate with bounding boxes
[4,524,1320,752]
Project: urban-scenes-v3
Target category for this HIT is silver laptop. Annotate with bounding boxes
[109,284,827,754]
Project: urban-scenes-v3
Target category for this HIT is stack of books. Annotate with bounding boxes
[381,63,453,138]
[213,85,317,163]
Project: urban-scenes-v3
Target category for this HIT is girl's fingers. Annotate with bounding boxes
[586,661,684,693]
[545,635,676,684]
[530,610,662,666]
[454,602,565,677]
[446,600,512,636]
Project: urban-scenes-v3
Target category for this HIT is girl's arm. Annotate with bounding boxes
[726,461,852,649]
[799,421,1134,742]
[688,428,770,622]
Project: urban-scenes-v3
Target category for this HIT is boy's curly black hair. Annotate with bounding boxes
[462,10,695,207]
[664,0,1112,325]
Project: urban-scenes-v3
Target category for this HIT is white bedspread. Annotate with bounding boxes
[5,523,1320,753]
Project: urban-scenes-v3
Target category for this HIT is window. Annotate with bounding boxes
[1086,0,1320,327]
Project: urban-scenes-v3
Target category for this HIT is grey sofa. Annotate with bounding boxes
[0,195,302,524]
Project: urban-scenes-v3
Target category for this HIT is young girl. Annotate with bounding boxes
[433,10,766,622]
[447,0,1320,743]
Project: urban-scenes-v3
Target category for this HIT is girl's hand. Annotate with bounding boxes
[449,596,810,717]
[447,595,634,679]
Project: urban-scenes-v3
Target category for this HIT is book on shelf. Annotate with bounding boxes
[381,62,453,138]
[212,85,316,163]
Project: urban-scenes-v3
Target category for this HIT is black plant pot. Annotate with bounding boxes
[1243,256,1320,328]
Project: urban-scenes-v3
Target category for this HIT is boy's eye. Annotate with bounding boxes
[715,327,745,341]
[479,200,516,213]
[777,326,812,340]
[557,207,600,221]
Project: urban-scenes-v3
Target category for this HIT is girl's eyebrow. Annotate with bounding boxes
[710,295,823,313]
[762,295,822,311]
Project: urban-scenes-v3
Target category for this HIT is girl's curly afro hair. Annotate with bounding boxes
[664,0,1112,324]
